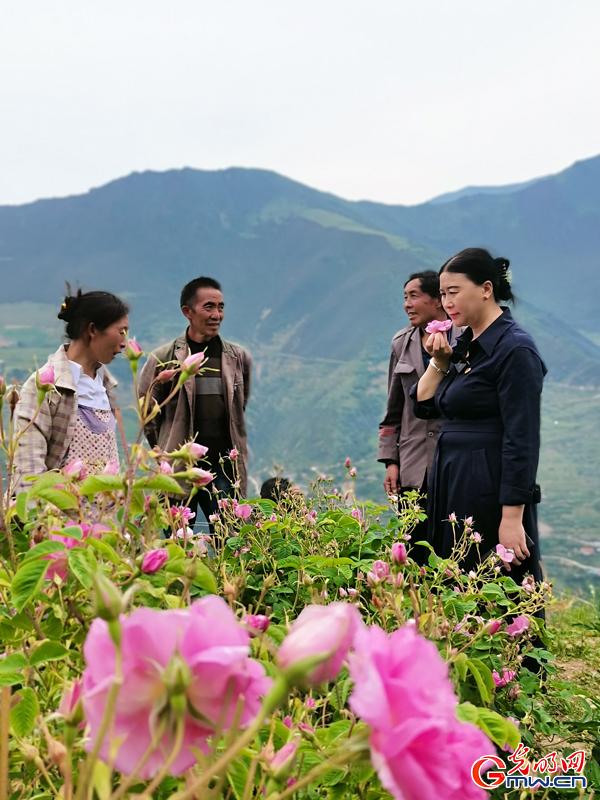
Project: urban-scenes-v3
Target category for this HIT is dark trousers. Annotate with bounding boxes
[400,477,430,565]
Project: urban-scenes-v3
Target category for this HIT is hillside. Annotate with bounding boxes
[1,159,600,590]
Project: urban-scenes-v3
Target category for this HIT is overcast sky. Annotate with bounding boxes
[1,0,599,206]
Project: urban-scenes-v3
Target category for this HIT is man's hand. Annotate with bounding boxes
[384,463,399,495]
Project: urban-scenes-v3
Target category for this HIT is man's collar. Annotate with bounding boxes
[472,307,514,355]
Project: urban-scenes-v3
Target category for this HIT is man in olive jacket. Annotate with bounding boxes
[378,270,459,496]
[139,277,251,525]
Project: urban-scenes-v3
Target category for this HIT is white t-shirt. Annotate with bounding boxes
[68,361,111,410]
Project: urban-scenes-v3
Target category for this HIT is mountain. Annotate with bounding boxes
[429,176,542,204]
[1,158,600,589]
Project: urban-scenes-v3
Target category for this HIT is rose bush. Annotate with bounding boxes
[0,351,598,799]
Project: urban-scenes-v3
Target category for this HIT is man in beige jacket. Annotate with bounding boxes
[138,277,251,527]
[378,270,459,497]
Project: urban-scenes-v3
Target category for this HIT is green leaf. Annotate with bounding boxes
[68,549,94,589]
[454,653,468,681]
[80,475,125,495]
[10,687,39,737]
[15,492,28,522]
[87,537,122,565]
[465,658,494,705]
[0,654,28,673]
[227,752,252,800]
[34,487,78,511]
[91,759,112,800]
[478,708,517,749]
[22,540,66,562]
[193,562,218,594]
[11,558,48,611]
[133,475,184,494]
[480,583,506,601]
[29,641,69,667]
[25,471,66,494]
[456,701,480,724]
[0,653,28,686]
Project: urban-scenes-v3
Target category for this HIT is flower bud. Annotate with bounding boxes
[36,364,56,388]
[35,365,56,404]
[391,541,408,565]
[243,614,270,634]
[58,679,83,724]
[141,549,169,574]
[277,602,362,686]
[156,368,178,383]
[93,572,124,623]
[177,352,207,386]
[125,338,143,361]
[269,737,300,781]
[188,467,215,486]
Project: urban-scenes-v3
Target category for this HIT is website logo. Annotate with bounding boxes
[471,743,587,790]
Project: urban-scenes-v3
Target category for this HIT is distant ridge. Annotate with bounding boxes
[428,177,542,205]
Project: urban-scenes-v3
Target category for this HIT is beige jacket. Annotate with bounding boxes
[138,333,251,495]
[12,345,119,493]
[377,324,459,489]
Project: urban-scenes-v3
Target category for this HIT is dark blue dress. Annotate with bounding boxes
[412,309,545,580]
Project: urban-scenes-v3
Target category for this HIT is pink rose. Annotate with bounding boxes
[102,459,120,475]
[521,575,536,593]
[425,319,452,334]
[391,542,408,565]
[344,457,352,468]
[170,505,195,524]
[485,619,502,635]
[492,668,516,688]
[63,459,87,480]
[243,614,270,634]
[348,467,357,478]
[234,503,252,520]
[505,615,530,637]
[82,597,271,778]
[367,560,390,585]
[448,512,457,523]
[228,448,239,460]
[495,544,515,565]
[159,460,174,474]
[141,549,169,574]
[351,508,362,521]
[349,623,491,800]
[277,603,361,685]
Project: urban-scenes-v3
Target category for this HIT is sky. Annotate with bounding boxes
[1,0,599,206]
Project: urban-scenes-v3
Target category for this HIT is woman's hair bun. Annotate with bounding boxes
[494,257,510,276]
[57,285,82,322]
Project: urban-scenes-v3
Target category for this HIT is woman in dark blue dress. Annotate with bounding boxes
[412,248,545,582]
